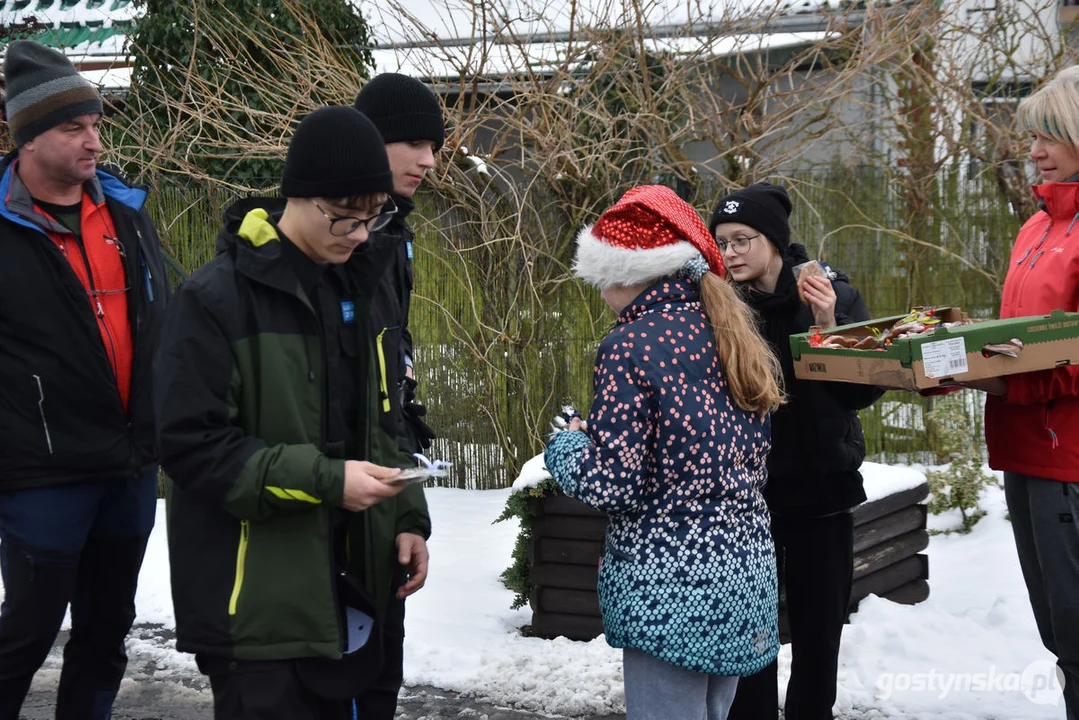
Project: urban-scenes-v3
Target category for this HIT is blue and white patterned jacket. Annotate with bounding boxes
[544,279,779,676]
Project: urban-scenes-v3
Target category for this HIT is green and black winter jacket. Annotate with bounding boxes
[155,198,430,662]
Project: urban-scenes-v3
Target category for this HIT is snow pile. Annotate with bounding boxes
[511,452,553,491]
[862,460,926,502]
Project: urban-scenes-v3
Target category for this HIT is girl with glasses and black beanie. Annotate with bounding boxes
[709,182,884,720]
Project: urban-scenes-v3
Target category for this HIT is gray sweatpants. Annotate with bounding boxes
[622,648,739,720]
[1005,472,1079,720]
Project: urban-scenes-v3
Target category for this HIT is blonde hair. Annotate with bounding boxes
[1017,66,1079,147]
[699,272,785,416]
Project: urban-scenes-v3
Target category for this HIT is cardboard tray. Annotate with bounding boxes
[789,308,1079,390]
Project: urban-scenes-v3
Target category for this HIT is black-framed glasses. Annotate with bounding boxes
[715,233,759,255]
[312,198,397,236]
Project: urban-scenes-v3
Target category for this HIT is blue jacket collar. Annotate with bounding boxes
[0,157,146,235]
[619,278,700,324]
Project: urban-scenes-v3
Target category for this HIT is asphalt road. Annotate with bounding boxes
[21,627,625,720]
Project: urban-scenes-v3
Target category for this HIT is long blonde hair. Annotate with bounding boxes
[699,271,785,416]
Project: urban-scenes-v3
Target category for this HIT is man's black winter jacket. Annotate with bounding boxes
[0,155,169,490]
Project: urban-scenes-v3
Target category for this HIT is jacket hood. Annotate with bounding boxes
[1034,173,1079,220]
[213,195,304,298]
[216,196,286,255]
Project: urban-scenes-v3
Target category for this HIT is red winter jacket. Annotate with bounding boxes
[985,181,1079,482]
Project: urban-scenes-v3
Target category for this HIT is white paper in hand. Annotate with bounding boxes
[389,453,453,485]
[343,606,374,654]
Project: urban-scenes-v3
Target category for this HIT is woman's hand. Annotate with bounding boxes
[802,275,837,329]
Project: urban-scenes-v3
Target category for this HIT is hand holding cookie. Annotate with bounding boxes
[801,275,837,329]
[796,261,825,303]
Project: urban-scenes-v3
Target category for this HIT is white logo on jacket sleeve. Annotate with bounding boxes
[723,200,740,214]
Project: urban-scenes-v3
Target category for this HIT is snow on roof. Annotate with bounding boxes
[0,0,875,88]
[371,29,835,81]
[0,0,138,62]
[354,0,886,46]
[0,0,138,28]
[21,25,127,61]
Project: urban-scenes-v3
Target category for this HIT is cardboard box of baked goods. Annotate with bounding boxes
[789,308,1079,390]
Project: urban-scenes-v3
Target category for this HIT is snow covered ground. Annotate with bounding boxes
[4,463,1069,719]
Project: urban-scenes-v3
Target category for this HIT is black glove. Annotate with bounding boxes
[403,401,436,450]
[401,375,419,406]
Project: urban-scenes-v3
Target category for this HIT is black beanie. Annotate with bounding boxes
[354,73,445,151]
[3,40,103,147]
[280,106,393,199]
[708,182,793,255]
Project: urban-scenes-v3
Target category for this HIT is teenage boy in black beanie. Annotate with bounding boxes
[354,72,444,451]
[353,73,445,720]
[155,106,431,719]
[0,40,171,719]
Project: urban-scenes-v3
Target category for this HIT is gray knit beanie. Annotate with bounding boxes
[3,40,102,147]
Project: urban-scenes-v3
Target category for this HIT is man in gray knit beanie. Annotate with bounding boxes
[0,40,170,720]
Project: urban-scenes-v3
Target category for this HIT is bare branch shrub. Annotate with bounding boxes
[116,0,1079,483]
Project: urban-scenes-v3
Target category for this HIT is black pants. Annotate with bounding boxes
[0,473,156,720]
[198,656,351,720]
[1005,474,1079,720]
[352,573,407,719]
[728,511,854,720]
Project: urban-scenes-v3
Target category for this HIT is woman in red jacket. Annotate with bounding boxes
[965,66,1079,718]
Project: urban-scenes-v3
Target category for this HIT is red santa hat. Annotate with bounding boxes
[573,185,725,289]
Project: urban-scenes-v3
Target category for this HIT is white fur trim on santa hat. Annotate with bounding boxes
[573,224,702,289]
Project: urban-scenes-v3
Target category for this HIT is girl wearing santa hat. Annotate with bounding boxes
[544,185,783,720]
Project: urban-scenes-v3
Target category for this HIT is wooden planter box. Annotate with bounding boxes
[528,482,930,642]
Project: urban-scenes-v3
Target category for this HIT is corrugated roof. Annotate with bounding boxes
[0,0,137,27]
[0,0,138,62]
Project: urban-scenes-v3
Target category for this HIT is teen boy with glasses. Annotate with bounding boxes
[155,106,429,719]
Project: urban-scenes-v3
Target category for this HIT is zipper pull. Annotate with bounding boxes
[144,266,154,303]
[96,298,105,318]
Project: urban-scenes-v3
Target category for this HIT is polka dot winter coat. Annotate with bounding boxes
[544,279,779,677]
